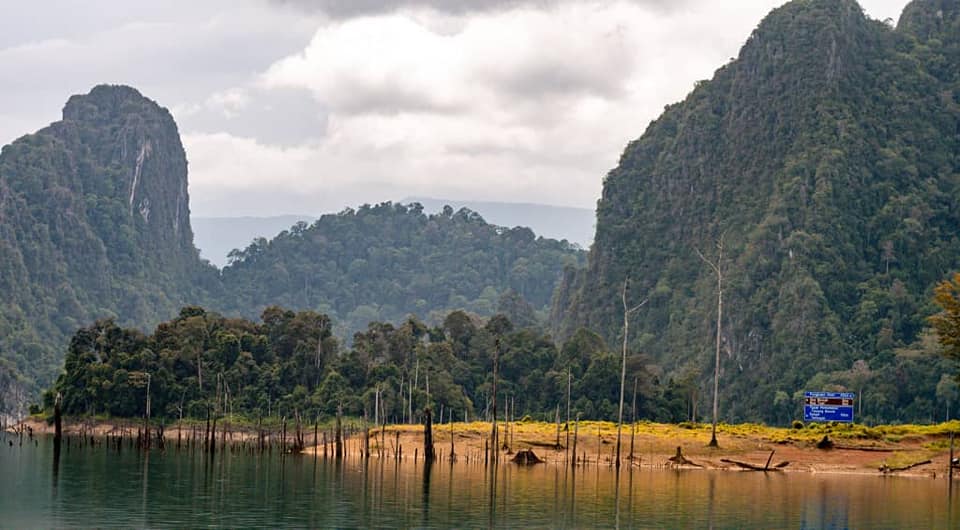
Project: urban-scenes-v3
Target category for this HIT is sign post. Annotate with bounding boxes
[803,391,855,423]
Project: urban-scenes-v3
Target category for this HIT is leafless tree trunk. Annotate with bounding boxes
[566,367,571,462]
[617,278,647,468]
[630,377,638,462]
[491,338,500,463]
[696,233,726,448]
[335,403,343,459]
[424,407,435,461]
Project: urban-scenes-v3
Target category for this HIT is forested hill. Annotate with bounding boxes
[0,87,584,417]
[0,86,219,413]
[552,0,960,424]
[219,202,585,337]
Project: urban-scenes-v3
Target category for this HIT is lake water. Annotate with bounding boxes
[2,433,959,528]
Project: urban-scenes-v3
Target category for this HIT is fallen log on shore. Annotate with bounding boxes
[720,450,789,471]
[879,460,931,474]
[834,445,896,452]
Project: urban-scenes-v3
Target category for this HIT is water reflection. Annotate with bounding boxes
[2,435,960,528]
[421,458,432,527]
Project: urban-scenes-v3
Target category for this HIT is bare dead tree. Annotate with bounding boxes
[617,278,647,469]
[491,338,501,463]
[565,367,572,462]
[696,233,726,448]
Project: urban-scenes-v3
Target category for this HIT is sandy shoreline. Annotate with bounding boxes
[11,417,960,479]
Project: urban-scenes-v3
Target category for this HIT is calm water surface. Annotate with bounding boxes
[2,433,959,528]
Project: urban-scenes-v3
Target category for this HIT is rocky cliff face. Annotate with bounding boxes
[0,85,215,416]
[551,0,960,423]
[57,85,196,268]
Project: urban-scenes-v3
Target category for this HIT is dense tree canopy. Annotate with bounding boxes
[0,91,582,418]
[220,202,583,337]
[47,306,689,424]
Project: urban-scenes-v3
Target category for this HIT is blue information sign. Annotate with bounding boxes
[803,391,855,423]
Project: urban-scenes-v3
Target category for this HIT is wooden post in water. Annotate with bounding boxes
[571,414,579,468]
[364,424,370,460]
[566,368,571,463]
[209,412,217,456]
[424,406,435,461]
[143,373,151,451]
[510,396,517,454]
[449,408,455,462]
[491,338,500,463]
[597,424,602,466]
[335,404,344,459]
[555,404,561,450]
[53,392,63,444]
[950,431,955,490]
[204,407,210,452]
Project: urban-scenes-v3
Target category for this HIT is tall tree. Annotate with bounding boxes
[616,278,646,468]
[696,234,725,448]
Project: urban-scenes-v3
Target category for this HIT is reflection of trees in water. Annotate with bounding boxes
[421,458,432,527]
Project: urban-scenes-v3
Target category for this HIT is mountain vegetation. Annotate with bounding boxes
[7,0,960,429]
[0,86,219,416]
[46,306,689,424]
[219,202,583,337]
[0,87,583,418]
[552,0,960,425]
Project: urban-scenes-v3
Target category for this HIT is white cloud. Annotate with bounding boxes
[189,0,780,212]
[2,0,912,216]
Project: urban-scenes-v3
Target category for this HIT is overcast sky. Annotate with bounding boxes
[1,0,910,216]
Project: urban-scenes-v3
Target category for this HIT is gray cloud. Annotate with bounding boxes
[0,0,319,145]
[180,86,329,146]
[2,0,911,220]
[270,0,688,18]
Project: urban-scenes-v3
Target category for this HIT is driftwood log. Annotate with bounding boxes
[668,446,703,468]
[833,445,895,452]
[720,450,789,471]
[879,460,932,474]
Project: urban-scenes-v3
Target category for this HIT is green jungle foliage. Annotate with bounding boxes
[0,86,219,417]
[552,0,960,425]
[219,202,583,337]
[7,1,960,428]
[0,88,582,418]
[46,307,686,424]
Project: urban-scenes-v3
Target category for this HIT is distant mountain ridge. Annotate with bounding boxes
[192,215,316,267]
[401,197,594,249]
[191,199,594,268]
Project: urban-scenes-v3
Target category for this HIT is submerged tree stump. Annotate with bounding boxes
[668,446,703,468]
[511,449,544,465]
